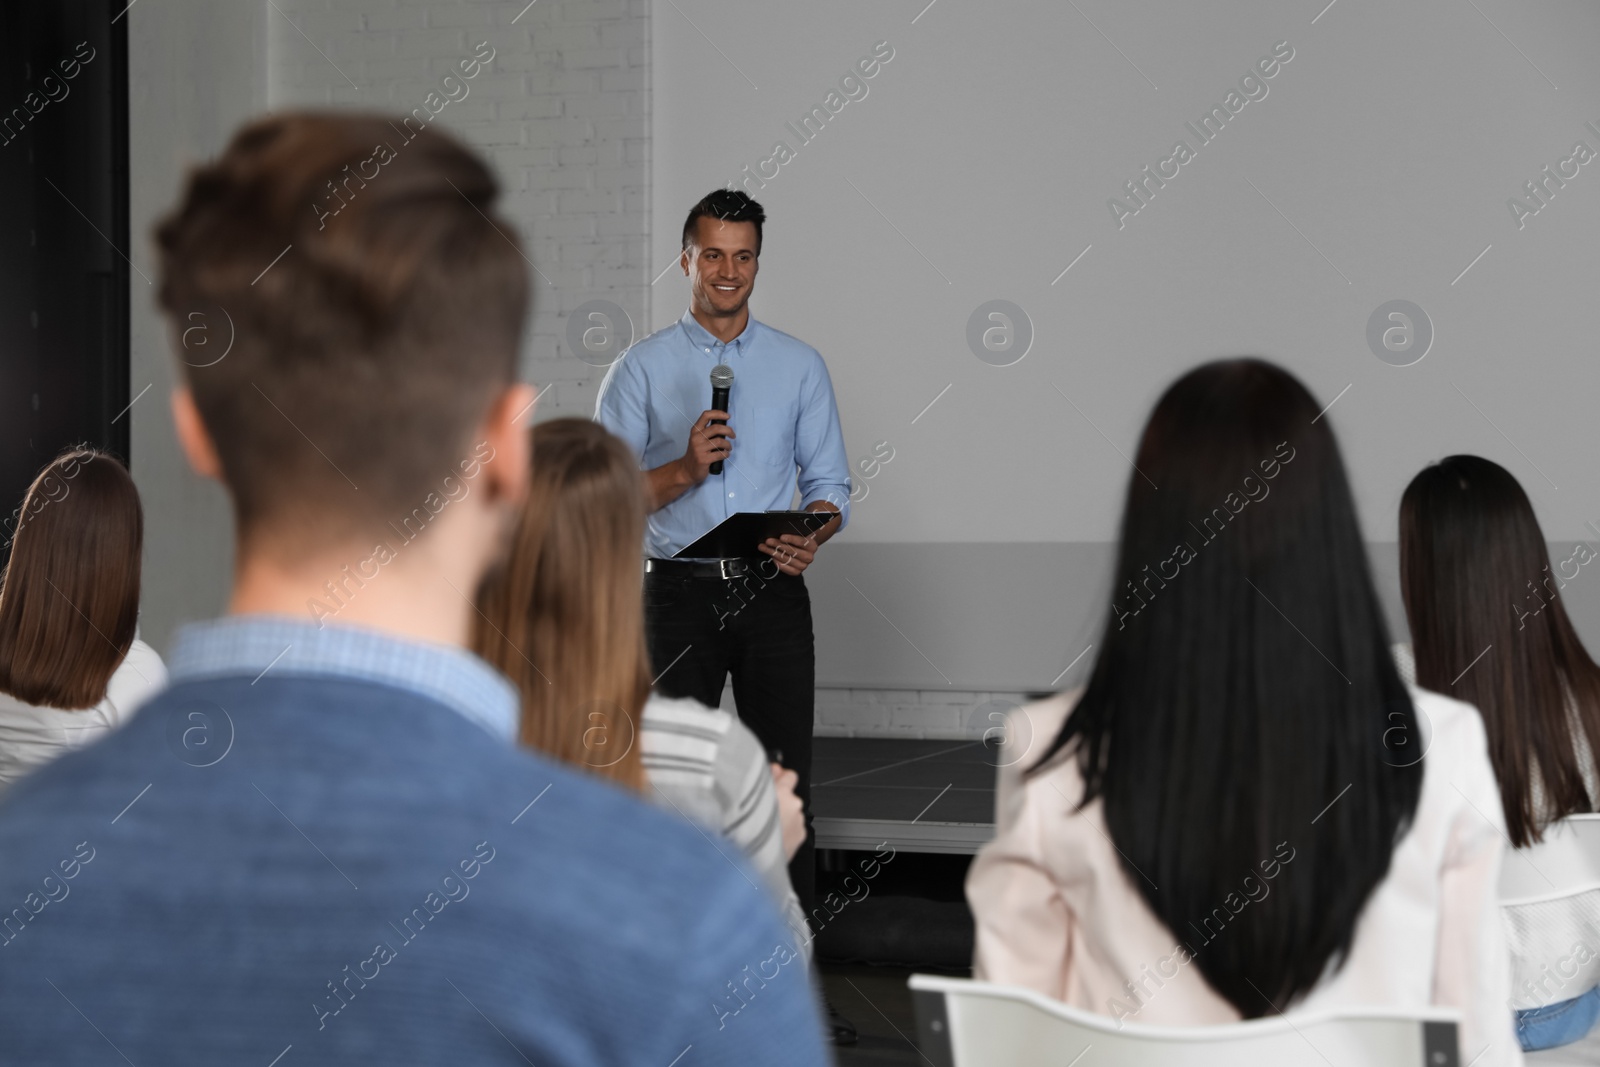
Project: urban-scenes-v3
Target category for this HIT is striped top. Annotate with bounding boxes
[640,693,809,954]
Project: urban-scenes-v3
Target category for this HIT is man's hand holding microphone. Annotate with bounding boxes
[679,406,734,483]
[645,365,737,511]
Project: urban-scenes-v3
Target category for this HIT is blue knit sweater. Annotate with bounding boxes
[0,674,827,1065]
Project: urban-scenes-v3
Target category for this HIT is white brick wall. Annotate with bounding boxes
[266,0,650,420]
[712,682,1033,739]
[812,688,1035,740]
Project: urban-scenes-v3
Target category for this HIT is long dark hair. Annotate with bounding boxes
[0,449,143,709]
[1400,455,1600,847]
[1029,359,1422,1016]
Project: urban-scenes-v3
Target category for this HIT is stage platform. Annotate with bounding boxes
[811,737,999,855]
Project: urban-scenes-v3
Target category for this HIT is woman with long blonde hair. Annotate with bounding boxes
[474,418,806,941]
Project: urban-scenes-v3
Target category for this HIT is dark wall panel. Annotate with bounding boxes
[0,2,129,554]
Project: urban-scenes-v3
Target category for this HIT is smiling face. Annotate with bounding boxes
[683,217,759,323]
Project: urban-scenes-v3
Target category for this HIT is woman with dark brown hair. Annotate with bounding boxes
[473,417,808,946]
[968,362,1518,1065]
[1400,454,1600,1052]
[0,448,167,790]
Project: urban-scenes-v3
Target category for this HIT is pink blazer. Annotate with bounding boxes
[966,688,1523,1067]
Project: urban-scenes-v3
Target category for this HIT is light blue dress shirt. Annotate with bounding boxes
[595,309,852,559]
[166,614,519,742]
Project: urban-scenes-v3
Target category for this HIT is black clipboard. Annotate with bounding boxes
[672,510,834,559]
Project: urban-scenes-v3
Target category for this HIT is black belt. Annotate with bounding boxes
[645,557,768,580]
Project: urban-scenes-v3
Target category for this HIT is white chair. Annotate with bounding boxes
[907,974,1462,1067]
[1499,814,1600,1066]
[1499,813,1600,903]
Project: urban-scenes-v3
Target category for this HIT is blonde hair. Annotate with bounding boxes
[473,418,650,790]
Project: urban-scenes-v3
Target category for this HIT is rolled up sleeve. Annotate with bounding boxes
[594,350,650,461]
[793,356,852,528]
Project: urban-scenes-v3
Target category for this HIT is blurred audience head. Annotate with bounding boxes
[0,449,142,709]
[153,110,531,560]
[1032,358,1421,1016]
[1400,454,1600,846]
[474,418,649,790]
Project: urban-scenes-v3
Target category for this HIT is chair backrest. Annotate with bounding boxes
[908,974,1461,1067]
[1499,813,1600,904]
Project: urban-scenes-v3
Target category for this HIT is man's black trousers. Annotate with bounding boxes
[644,565,816,920]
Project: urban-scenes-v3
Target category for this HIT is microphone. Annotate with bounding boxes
[709,364,734,475]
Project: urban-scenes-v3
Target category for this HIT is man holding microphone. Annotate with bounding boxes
[596,190,852,1030]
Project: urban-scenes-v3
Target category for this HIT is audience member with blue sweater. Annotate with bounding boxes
[0,112,828,1066]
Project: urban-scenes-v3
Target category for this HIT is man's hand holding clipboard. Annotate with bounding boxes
[672,502,841,573]
[758,501,841,576]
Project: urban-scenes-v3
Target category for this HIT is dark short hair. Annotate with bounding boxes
[1031,358,1422,1017]
[681,189,764,255]
[0,449,142,709]
[154,111,529,546]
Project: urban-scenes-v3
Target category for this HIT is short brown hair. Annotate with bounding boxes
[155,111,529,545]
[473,419,651,791]
[0,449,143,709]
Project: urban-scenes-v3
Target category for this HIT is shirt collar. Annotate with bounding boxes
[165,614,519,743]
[678,308,757,353]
